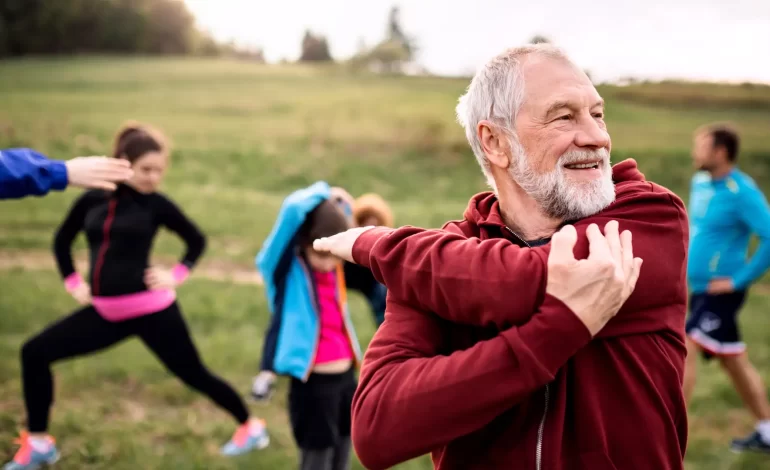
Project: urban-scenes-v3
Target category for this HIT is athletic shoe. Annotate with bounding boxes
[220,420,270,456]
[730,430,770,454]
[3,431,59,470]
[251,372,276,401]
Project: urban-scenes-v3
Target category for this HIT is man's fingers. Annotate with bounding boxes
[627,258,643,291]
[604,221,622,264]
[97,181,117,191]
[586,223,610,260]
[313,236,333,253]
[548,224,578,265]
[620,229,634,276]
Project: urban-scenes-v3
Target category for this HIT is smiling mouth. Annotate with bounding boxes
[564,161,600,170]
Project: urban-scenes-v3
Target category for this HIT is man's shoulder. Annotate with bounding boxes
[730,169,761,195]
[615,177,684,208]
[440,218,478,237]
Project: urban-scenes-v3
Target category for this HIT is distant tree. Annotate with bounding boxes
[299,30,333,62]
[529,34,551,45]
[386,6,417,60]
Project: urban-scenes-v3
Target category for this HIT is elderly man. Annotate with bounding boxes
[315,44,689,470]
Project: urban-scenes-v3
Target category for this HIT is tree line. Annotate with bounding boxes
[0,0,244,58]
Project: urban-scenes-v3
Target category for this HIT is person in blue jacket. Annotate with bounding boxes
[682,123,770,454]
[0,148,132,200]
[251,181,363,470]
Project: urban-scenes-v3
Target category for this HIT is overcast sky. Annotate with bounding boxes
[185,0,770,83]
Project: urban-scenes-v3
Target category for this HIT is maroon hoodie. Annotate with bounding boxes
[350,160,689,470]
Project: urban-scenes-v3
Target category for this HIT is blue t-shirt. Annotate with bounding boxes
[687,168,770,294]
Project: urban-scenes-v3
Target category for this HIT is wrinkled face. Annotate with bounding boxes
[510,56,615,220]
[126,151,167,194]
[305,247,341,273]
[692,132,716,171]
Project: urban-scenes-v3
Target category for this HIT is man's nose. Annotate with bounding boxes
[574,114,610,150]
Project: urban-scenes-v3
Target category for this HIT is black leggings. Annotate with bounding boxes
[21,302,250,432]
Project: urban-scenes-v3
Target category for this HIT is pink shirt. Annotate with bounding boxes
[313,270,354,365]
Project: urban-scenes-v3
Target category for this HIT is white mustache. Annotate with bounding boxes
[558,148,610,166]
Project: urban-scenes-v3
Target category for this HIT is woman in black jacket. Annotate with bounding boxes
[4,123,268,470]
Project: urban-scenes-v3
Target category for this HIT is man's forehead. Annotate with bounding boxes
[520,56,599,108]
[694,131,713,144]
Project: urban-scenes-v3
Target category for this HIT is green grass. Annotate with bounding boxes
[0,56,770,469]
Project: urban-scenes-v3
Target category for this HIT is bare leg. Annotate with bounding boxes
[719,353,770,421]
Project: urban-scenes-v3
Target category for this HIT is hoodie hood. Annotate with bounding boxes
[461,158,646,231]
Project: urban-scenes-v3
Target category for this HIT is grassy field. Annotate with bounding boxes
[0,56,769,469]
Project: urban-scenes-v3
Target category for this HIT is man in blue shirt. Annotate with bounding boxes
[683,124,770,453]
[0,148,132,200]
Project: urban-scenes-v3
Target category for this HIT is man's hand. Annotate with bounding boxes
[707,278,735,295]
[65,156,133,191]
[313,226,376,262]
[144,266,177,291]
[546,220,643,336]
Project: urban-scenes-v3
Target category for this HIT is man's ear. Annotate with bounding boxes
[478,120,510,170]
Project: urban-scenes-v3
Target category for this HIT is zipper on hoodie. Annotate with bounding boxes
[536,384,549,470]
[92,198,117,296]
[503,226,549,470]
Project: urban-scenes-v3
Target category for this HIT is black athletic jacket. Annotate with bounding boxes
[53,184,206,296]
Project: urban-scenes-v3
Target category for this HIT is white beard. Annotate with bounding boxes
[507,138,616,220]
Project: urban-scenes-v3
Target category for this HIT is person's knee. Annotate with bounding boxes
[173,362,215,389]
[21,336,47,365]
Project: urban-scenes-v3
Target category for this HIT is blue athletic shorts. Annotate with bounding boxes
[685,291,747,360]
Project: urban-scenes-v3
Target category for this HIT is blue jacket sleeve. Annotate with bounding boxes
[0,148,68,199]
[732,183,770,289]
[256,181,331,311]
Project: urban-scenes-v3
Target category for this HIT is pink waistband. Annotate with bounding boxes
[64,265,189,322]
[92,289,176,322]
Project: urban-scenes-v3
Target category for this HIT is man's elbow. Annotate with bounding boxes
[351,388,409,470]
[351,407,394,470]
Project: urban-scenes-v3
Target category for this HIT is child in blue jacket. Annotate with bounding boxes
[253,181,363,470]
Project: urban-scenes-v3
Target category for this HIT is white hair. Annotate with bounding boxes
[455,44,571,190]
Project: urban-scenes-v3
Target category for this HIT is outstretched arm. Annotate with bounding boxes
[1,148,68,199]
[1,149,132,200]
[352,226,547,329]
[340,187,686,329]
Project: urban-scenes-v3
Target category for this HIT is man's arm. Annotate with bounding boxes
[352,296,591,470]
[351,187,685,330]
[731,185,770,289]
[0,149,133,200]
[0,148,68,199]
[352,224,641,469]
